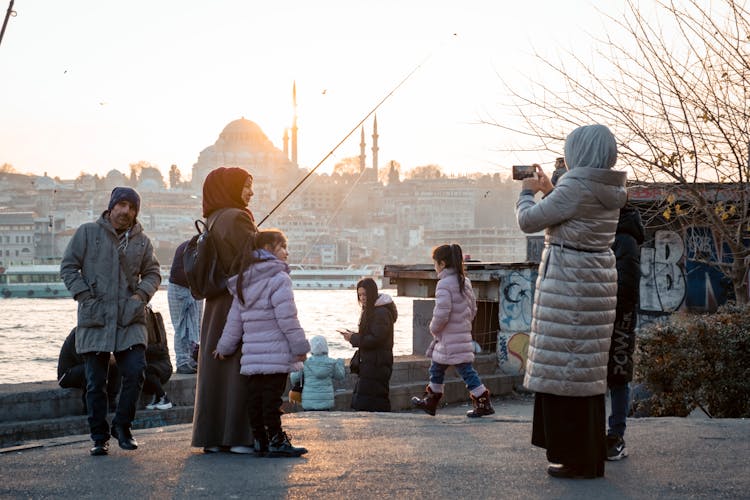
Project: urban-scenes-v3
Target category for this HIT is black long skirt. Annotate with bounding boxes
[531,392,606,477]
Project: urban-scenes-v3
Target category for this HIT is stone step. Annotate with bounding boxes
[0,355,521,448]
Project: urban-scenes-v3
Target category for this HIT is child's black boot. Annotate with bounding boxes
[268,431,307,457]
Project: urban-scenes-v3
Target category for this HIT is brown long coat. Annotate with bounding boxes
[191,208,257,448]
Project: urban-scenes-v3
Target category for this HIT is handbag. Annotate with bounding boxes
[349,349,361,374]
[289,371,303,403]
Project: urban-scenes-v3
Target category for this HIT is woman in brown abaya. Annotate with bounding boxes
[191,167,258,453]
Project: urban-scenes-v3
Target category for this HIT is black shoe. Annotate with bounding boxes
[547,464,599,479]
[111,425,138,450]
[176,365,197,375]
[606,434,628,461]
[90,440,109,456]
[268,431,307,457]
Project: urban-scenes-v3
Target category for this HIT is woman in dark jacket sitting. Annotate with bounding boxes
[340,278,397,412]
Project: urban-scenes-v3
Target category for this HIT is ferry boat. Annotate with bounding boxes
[289,264,383,290]
[0,264,70,299]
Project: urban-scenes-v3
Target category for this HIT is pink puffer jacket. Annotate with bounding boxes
[216,255,310,375]
[428,268,477,365]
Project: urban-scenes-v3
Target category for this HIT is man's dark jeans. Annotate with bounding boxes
[59,361,121,412]
[84,345,146,442]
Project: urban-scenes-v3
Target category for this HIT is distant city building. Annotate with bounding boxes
[0,213,35,266]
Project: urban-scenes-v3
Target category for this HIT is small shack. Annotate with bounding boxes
[384,262,538,375]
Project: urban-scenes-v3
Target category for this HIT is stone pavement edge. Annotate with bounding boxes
[0,396,747,499]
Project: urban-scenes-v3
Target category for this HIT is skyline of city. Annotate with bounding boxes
[0,1,628,180]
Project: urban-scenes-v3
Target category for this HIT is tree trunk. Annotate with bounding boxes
[731,259,749,306]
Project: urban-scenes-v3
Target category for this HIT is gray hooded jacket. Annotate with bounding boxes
[516,124,627,397]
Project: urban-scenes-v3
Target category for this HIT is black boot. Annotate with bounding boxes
[111,424,138,450]
[268,431,307,457]
[466,390,495,418]
[411,386,443,416]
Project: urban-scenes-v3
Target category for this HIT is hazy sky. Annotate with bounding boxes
[0,0,625,180]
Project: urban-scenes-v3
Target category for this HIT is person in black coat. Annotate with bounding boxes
[606,202,645,461]
[57,328,120,413]
[340,278,397,412]
[143,313,174,410]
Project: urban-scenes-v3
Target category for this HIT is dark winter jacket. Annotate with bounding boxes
[607,204,645,386]
[57,328,83,382]
[349,294,397,412]
[60,213,161,354]
[146,313,173,385]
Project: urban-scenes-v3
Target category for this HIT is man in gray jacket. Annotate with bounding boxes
[61,187,161,456]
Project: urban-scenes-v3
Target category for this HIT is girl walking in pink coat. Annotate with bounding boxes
[412,243,495,417]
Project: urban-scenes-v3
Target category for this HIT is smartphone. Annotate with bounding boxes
[512,165,536,180]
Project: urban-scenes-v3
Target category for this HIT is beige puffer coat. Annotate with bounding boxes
[516,127,627,397]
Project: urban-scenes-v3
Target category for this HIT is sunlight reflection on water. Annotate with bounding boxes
[0,289,415,384]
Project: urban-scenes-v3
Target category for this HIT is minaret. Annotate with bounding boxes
[291,81,298,166]
[283,128,289,158]
[359,126,366,172]
[371,115,379,180]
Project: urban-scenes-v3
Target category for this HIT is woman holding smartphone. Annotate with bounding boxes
[339,278,397,412]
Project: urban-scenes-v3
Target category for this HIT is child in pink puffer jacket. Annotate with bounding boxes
[411,243,495,418]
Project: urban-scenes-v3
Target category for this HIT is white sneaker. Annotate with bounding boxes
[153,394,173,410]
[145,394,159,410]
[229,445,255,454]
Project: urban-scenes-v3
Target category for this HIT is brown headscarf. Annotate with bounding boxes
[202,167,255,219]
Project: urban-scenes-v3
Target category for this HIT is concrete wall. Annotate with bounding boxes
[0,354,522,448]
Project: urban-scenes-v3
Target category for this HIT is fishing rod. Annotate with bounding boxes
[257,54,431,227]
[0,0,15,48]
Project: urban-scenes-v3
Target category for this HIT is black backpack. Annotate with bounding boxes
[183,212,228,300]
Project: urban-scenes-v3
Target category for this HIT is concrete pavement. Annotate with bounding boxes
[1,395,747,499]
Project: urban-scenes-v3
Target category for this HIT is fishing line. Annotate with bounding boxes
[257,53,432,227]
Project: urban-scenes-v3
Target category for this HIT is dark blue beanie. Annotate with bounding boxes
[108,187,141,216]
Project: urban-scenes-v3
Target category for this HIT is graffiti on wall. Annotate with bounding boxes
[497,269,534,375]
[497,331,529,375]
[499,269,534,331]
[639,230,687,314]
[683,227,733,310]
[637,226,747,327]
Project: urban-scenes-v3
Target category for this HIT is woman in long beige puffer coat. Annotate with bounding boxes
[516,124,627,479]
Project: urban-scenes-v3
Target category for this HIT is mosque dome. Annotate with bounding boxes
[217,117,274,152]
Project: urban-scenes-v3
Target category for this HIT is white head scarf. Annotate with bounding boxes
[310,335,329,355]
[563,124,618,170]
